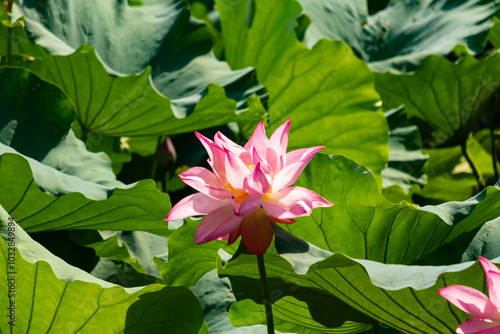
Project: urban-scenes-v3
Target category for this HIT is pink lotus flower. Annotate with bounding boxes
[438,257,500,334]
[165,120,333,255]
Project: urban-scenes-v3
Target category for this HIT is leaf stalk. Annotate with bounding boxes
[461,139,484,191]
[257,254,274,334]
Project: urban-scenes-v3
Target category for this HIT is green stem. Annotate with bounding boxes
[461,139,484,190]
[492,128,499,181]
[150,158,158,180]
[6,0,14,12]
[150,136,162,181]
[257,255,274,334]
[81,128,88,143]
[5,0,14,67]
[494,137,500,182]
[6,26,11,66]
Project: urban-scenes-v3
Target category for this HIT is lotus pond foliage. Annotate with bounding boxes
[1,0,500,333]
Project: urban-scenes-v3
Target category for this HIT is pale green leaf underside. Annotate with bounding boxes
[299,0,499,73]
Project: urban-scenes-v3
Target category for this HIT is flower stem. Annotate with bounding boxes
[491,127,499,181]
[5,0,14,67]
[6,26,12,66]
[257,255,274,333]
[461,139,484,191]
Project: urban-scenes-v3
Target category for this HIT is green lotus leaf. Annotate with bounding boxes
[0,208,204,333]
[12,0,184,74]
[217,154,500,332]
[217,0,389,180]
[2,39,261,137]
[5,1,265,135]
[298,0,499,72]
[283,154,500,264]
[375,53,500,148]
[0,153,171,235]
[218,241,500,334]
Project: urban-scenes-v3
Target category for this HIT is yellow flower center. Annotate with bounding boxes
[248,164,254,170]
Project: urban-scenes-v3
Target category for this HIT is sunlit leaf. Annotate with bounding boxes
[217,0,389,180]
[0,208,204,333]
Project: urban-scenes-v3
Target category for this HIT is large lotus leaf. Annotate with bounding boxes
[217,0,389,180]
[154,221,371,333]
[0,153,172,236]
[375,53,500,148]
[381,106,427,195]
[281,154,500,265]
[11,0,184,74]
[298,0,499,73]
[9,0,266,121]
[157,155,500,332]
[0,22,263,137]
[218,240,500,334]
[0,208,204,333]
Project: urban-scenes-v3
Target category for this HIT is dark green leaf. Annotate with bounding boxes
[0,67,74,160]
[375,54,500,148]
